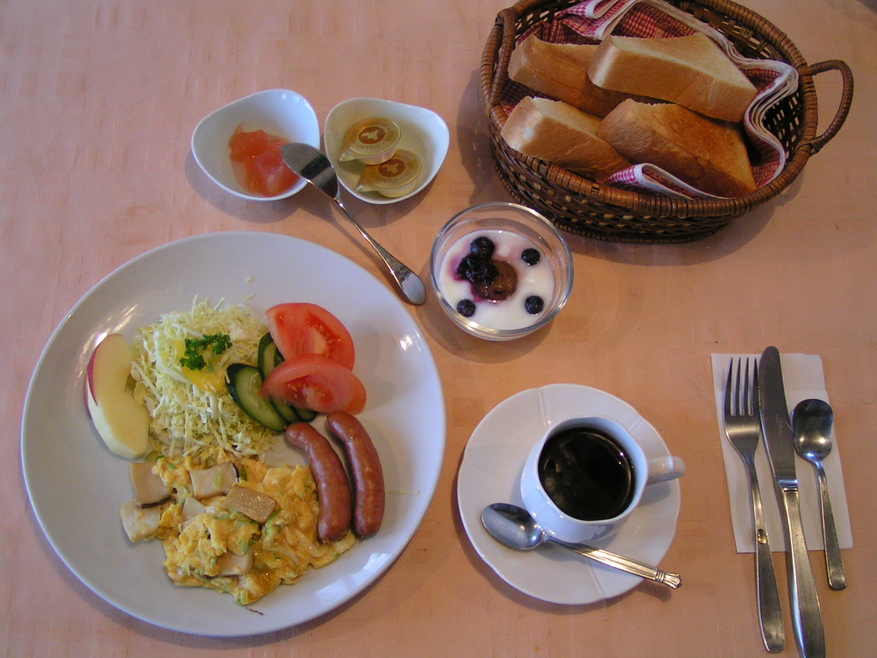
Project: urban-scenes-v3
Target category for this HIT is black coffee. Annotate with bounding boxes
[537,427,635,521]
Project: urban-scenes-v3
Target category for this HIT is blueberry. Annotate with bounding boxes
[470,236,495,259]
[470,260,498,284]
[455,254,479,280]
[456,299,476,317]
[457,254,498,285]
[524,295,544,314]
[521,248,541,266]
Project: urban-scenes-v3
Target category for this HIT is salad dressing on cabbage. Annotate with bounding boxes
[130,298,276,457]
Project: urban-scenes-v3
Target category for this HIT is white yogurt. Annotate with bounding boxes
[437,229,556,331]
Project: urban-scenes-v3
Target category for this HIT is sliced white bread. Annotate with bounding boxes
[500,96,631,179]
[508,35,646,118]
[587,33,757,122]
[598,99,757,197]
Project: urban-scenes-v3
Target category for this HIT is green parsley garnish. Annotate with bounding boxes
[180,333,232,371]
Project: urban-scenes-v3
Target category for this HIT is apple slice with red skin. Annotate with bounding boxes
[85,333,149,459]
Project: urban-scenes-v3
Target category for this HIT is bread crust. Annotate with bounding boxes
[501,97,631,180]
[587,33,757,122]
[508,35,643,118]
[598,99,756,197]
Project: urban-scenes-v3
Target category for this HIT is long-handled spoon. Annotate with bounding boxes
[791,398,847,590]
[280,142,426,305]
[481,503,681,588]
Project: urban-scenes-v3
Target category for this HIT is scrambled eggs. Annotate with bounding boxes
[127,448,355,605]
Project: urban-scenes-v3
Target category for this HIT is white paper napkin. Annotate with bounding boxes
[711,353,854,553]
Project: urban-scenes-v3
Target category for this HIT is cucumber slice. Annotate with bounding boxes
[255,332,319,424]
[226,363,287,432]
[257,332,279,379]
[257,333,300,423]
[292,406,317,422]
[273,395,301,424]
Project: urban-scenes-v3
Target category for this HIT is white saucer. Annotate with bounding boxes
[457,384,681,605]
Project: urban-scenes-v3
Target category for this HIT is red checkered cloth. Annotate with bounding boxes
[501,0,798,199]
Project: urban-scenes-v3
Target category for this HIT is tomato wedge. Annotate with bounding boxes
[260,354,366,415]
[266,303,355,370]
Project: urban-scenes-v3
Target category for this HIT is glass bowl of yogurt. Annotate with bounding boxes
[430,202,574,340]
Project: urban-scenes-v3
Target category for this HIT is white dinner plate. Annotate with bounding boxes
[21,231,445,636]
[457,384,681,605]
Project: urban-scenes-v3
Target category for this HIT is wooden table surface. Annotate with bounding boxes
[3,0,875,655]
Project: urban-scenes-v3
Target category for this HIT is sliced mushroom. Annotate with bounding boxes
[120,500,166,542]
[130,462,171,507]
[190,462,238,500]
[216,550,254,576]
[223,484,276,524]
[181,496,207,527]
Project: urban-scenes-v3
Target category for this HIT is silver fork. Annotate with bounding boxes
[724,357,785,653]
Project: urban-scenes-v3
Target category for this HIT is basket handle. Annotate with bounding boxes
[487,8,520,108]
[799,59,854,154]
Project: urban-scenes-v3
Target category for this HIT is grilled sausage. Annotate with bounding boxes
[285,423,352,542]
[326,411,385,538]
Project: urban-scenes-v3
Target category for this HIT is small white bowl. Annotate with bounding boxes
[324,98,450,205]
[192,89,320,201]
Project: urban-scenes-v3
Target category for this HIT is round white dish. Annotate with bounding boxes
[191,89,320,201]
[324,97,450,204]
[21,231,446,636]
[457,384,681,605]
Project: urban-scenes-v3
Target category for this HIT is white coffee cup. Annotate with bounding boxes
[520,416,685,544]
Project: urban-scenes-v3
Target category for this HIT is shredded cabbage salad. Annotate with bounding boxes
[130,298,276,457]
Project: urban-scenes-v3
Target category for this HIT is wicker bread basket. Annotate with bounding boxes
[481,0,854,242]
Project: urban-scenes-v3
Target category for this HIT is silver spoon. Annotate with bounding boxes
[481,503,681,589]
[280,142,426,306]
[791,399,846,590]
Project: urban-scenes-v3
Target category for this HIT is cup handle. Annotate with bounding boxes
[646,456,686,485]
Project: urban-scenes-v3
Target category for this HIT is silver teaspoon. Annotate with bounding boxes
[481,503,681,588]
[791,398,846,590]
[280,143,426,306]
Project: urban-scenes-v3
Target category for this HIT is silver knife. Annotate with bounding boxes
[759,346,825,658]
